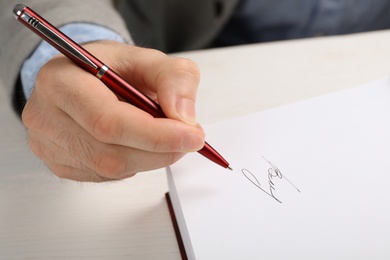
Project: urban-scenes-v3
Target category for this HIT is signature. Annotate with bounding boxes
[242,156,300,203]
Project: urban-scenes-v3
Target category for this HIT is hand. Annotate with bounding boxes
[22,41,205,182]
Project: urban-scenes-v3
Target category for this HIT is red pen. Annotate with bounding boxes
[13,4,232,170]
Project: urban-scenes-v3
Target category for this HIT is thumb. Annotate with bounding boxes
[154,57,200,125]
[84,41,200,125]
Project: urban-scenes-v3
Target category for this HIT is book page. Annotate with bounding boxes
[167,77,390,260]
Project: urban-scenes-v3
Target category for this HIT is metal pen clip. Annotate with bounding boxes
[13,4,98,70]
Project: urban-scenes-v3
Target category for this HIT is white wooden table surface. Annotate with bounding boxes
[1,30,390,259]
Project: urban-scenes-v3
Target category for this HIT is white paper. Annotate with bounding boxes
[167,77,390,260]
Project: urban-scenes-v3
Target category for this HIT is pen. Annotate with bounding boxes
[13,4,232,170]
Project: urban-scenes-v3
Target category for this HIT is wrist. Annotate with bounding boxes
[20,23,125,99]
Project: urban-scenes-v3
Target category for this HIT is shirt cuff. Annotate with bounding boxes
[20,23,125,99]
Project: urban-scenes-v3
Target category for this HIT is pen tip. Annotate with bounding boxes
[227,166,233,171]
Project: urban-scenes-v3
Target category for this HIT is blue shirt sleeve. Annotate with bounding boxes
[20,23,125,99]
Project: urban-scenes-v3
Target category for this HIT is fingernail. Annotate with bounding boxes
[176,98,197,125]
[181,133,204,152]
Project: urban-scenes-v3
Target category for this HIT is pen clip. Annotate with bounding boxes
[16,6,98,70]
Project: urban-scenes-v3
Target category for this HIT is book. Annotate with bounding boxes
[167,77,390,260]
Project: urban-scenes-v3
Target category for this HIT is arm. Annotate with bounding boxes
[2,2,205,181]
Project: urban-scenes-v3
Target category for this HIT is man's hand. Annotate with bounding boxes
[22,41,205,182]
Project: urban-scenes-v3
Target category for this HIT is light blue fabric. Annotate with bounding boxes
[20,23,124,99]
[215,0,390,46]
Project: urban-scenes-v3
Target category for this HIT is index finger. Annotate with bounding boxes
[36,55,205,153]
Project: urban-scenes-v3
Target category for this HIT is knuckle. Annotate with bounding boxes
[166,152,183,166]
[27,136,44,158]
[35,63,51,87]
[90,111,122,143]
[21,97,43,130]
[151,133,167,152]
[150,130,181,153]
[170,58,200,79]
[52,165,70,180]
[92,151,129,178]
[35,62,61,98]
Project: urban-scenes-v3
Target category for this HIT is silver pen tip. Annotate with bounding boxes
[13,4,26,19]
[227,166,233,171]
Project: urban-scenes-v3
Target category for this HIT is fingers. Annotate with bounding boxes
[35,55,205,153]
[22,41,204,182]
[154,58,200,125]
[24,103,186,181]
[36,45,204,152]
[28,131,112,182]
[83,41,201,125]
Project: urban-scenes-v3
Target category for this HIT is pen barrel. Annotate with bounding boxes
[15,5,103,75]
[101,69,230,168]
[100,69,166,118]
[14,4,230,169]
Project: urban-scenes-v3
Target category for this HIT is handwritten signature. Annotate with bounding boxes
[242,156,300,203]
